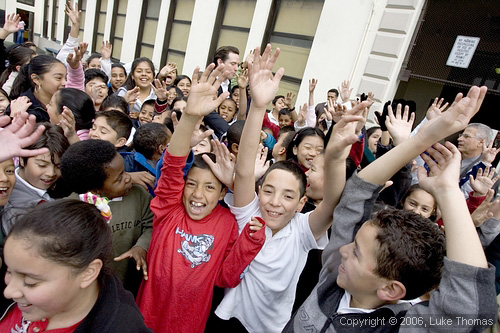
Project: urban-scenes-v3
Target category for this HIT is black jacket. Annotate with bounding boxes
[6,88,50,123]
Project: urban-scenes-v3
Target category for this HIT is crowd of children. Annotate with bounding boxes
[0,6,500,333]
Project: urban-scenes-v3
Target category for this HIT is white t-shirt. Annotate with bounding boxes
[215,193,328,333]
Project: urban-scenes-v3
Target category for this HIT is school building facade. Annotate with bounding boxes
[2,0,499,129]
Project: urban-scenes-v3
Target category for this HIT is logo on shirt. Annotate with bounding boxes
[176,227,214,268]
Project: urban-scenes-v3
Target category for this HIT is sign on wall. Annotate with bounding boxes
[446,35,480,69]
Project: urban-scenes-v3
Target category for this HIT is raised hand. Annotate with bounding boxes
[326,100,372,160]
[470,166,500,196]
[481,140,500,165]
[248,44,284,109]
[124,86,140,104]
[417,86,487,143]
[189,117,214,148]
[159,62,177,85]
[100,41,112,60]
[236,68,249,88]
[296,103,307,126]
[114,246,148,280]
[151,79,168,101]
[67,42,88,69]
[385,103,415,146]
[0,113,49,161]
[374,101,391,131]
[202,140,235,189]
[417,142,462,196]
[9,96,32,118]
[308,79,317,93]
[65,1,81,26]
[58,106,79,143]
[285,91,296,109]
[338,80,353,103]
[332,102,347,123]
[2,13,21,35]
[426,97,448,121]
[471,189,500,227]
[185,63,229,117]
[254,144,270,180]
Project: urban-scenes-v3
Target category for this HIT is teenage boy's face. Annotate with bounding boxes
[89,117,121,147]
[337,222,388,305]
[183,167,225,220]
[19,152,60,191]
[258,169,306,235]
[97,154,132,199]
[305,154,324,201]
[111,67,126,91]
[0,159,16,206]
[273,98,286,112]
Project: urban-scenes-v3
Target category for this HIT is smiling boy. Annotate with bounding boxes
[136,63,266,333]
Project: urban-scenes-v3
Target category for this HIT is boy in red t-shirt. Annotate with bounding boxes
[136,63,266,333]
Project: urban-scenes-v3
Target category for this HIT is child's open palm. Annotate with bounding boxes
[248,44,284,109]
[185,64,229,117]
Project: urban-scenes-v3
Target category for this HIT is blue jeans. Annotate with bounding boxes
[16,29,24,44]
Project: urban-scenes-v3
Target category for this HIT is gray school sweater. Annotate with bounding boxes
[283,172,497,333]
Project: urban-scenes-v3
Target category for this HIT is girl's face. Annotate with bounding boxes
[19,152,61,190]
[167,88,178,105]
[177,78,191,97]
[33,62,67,98]
[0,93,9,115]
[368,128,382,154]
[3,236,93,325]
[138,104,154,126]
[0,159,16,206]
[293,135,324,170]
[218,99,237,123]
[305,154,324,202]
[232,89,240,108]
[132,61,154,89]
[403,189,436,218]
[110,67,126,91]
[46,91,62,125]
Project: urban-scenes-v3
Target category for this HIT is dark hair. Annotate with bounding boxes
[132,123,169,160]
[56,88,96,130]
[260,161,307,197]
[140,99,155,112]
[95,110,133,140]
[272,95,285,106]
[286,127,325,162]
[278,108,292,118]
[213,46,239,66]
[327,88,339,96]
[167,85,183,102]
[366,126,381,139]
[111,63,126,75]
[10,55,64,99]
[122,57,155,90]
[227,120,245,152]
[21,123,70,167]
[85,68,108,86]
[162,117,175,134]
[100,94,129,115]
[8,199,113,284]
[86,53,101,66]
[0,45,36,86]
[278,128,296,154]
[60,139,117,193]
[0,88,10,101]
[173,75,191,87]
[189,153,224,189]
[369,208,445,299]
[170,96,188,111]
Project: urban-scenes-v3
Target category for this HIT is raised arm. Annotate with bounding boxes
[359,86,487,185]
[57,2,81,65]
[309,101,371,239]
[233,44,283,207]
[418,142,488,268]
[167,64,229,157]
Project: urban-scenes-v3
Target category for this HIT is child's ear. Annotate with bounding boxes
[292,145,298,156]
[231,143,239,155]
[218,186,228,201]
[114,137,127,148]
[79,259,103,289]
[296,195,307,212]
[376,280,406,302]
[31,74,41,87]
[279,147,287,156]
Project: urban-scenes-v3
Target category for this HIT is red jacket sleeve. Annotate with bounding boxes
[154,99,169,114]
[215,217,266,288]
[467,192,487,214]
[262,113,280,140]
[349,137,364,167]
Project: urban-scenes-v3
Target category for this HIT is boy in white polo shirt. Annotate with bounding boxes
[211,44,372,333]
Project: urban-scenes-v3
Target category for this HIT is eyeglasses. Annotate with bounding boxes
[458,133,478,140]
